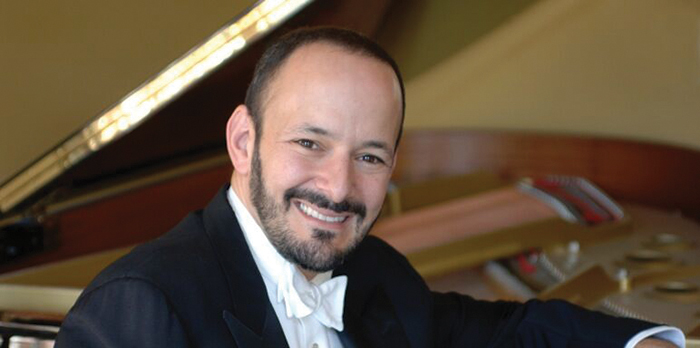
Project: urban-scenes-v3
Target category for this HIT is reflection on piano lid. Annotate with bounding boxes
[0,0,393,217]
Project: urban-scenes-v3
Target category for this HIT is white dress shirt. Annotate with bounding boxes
[228,187,685,348]
[228,188,344,348]
[625,326,685,348]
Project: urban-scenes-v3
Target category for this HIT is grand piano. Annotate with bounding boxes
[1,0,699,346]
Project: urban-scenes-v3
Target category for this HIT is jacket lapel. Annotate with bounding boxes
[335,244,413,348]
[223,304,288,348]
[338,285,411,348]
[335,236,434,348]
[202,186,289,348]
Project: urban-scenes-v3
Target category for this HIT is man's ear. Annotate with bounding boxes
[226,105,255,175]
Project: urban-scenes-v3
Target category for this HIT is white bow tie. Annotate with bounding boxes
[277,262,347,331]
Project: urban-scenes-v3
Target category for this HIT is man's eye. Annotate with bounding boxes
[296,139,317,149]
[359,154,385,165]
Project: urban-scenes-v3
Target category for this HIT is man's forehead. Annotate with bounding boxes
[262,41,399,103]
[257,41,402,148]
[283,41,364,69]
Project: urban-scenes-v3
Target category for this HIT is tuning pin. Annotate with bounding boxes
[616,268,630,292]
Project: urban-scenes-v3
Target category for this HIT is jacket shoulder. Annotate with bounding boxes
[84,210,215,294]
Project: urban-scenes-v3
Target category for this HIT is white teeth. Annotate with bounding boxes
[299,203,346,223]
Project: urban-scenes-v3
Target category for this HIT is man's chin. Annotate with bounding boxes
[289,244,349,273]
[294,258,341,274]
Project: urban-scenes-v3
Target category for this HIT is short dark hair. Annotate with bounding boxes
[244,26,405,150]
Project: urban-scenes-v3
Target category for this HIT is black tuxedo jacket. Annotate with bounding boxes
[56,187,654,347]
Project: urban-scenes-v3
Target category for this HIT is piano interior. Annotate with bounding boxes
[1,0,699,346]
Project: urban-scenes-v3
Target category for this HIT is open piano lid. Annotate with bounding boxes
[0,0,392,218]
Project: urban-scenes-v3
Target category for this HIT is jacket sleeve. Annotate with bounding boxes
[55,277,191,348]
[432,291,657,348]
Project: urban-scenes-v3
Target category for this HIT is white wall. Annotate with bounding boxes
[404,0,700,150]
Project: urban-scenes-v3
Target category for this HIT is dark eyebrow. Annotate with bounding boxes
[292,124,334,138]
[303,126,331,137]
[363,140,392,153]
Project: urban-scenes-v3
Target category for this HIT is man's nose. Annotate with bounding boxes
[317,155,354,204]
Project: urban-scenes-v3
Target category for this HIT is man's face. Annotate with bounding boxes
[249,43,402,273]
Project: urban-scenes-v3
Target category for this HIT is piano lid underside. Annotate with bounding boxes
[0,0,393,216]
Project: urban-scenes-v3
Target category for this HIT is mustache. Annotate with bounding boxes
[284,187,367,219]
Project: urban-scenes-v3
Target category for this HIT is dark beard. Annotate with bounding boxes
[249,146,371,273]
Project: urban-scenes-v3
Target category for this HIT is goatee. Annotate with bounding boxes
[249,146,373,273]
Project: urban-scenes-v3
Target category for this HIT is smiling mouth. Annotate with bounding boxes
[296,201,349,223]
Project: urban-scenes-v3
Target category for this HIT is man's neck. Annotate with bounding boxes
[299,267,318,281]
[230,176,255,218]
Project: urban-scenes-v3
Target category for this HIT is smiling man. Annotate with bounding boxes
[228,38,401,281]
[56,28,683,347]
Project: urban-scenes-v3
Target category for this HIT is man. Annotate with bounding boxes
[56,27,683,347]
